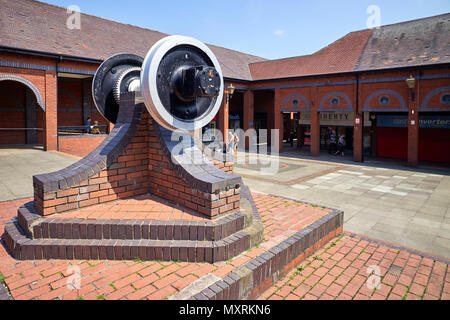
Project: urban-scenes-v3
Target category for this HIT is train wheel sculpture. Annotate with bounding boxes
[92,36,224,131]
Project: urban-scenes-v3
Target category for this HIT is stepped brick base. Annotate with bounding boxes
[3,92,264,263]
[4,186,263,263]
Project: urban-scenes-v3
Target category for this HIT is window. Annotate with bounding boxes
[331,97,339,106]
[379,96,390,106]
[441,94,450,105]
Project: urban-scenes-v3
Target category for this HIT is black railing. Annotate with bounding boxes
[57,125,108,136]
[0,128,43,131]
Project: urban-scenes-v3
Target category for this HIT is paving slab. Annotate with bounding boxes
[235,151,450,259]
[0,148,79,202]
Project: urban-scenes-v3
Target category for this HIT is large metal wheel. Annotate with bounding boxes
[141,36,224,131]
[92,54,143,124]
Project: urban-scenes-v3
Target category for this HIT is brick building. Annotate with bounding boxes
[0,0,449,166]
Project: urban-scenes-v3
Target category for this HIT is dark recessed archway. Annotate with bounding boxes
[0,74,45,111]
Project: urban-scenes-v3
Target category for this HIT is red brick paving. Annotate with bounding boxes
[261,232,450,301]
[52,194,215,222]
[0,193,330,300]
[5,193,447,301]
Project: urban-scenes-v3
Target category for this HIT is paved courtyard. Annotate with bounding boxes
[0,194,330,300]
[0,147,78,202]
[235,151,450,259]
[0,148,449,300]
[260,232,449,300]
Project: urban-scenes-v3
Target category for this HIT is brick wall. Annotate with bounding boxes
[58,78,83,127]
[58,135,107,158]
[34,109,151,216]
[147,114,239,218]
[0,55,107,149]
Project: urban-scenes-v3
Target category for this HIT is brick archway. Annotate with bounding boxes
[0,74,46,111]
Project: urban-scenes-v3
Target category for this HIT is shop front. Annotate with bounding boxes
[229,113,242,131]
[376,113,450,163]
[298,112,371,154]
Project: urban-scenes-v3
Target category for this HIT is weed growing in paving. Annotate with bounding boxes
[292,266,304,277]
[313,256,323,261]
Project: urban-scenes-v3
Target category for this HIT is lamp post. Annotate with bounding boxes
[406,74,419,167]
[406,75,416,101]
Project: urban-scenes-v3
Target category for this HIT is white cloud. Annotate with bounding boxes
[274,29,285,37]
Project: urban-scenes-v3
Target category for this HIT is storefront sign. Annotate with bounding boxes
[377,115,450,129]
[299,112,371,127]
[229,113,241,120]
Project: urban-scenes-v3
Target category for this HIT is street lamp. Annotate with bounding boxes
[406,75,416,101]
[226,84,235,103]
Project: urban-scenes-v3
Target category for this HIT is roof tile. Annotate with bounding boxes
[0,0,265,80]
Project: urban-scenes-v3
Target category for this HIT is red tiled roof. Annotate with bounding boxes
[249,29,373,80]
[1,1,449,82]
[0,0,266,80]
[354,13,450,71]
[250,13,450,80]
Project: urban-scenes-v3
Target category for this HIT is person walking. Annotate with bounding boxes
[337,134,345,156]
[329,130,337,155]
[226,130,240,162]
[227,130,240,154]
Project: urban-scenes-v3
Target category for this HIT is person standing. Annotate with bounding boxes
[85,117,92,134]
[337,134,345,156]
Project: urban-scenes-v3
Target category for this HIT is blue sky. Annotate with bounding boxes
[45,0,449,60]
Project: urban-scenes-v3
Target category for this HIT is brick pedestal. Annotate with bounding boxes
[4,92,264,263]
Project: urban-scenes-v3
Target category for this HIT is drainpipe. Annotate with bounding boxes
[56,56,62,152]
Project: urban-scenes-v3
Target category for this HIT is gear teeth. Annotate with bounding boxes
[113,67,141,104]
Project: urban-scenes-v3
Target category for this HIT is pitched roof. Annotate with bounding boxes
[354,13,450,71]
[250,13,450,80]
[0,1,448,82]
[249,29,373,80]
[0,0,266,80]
